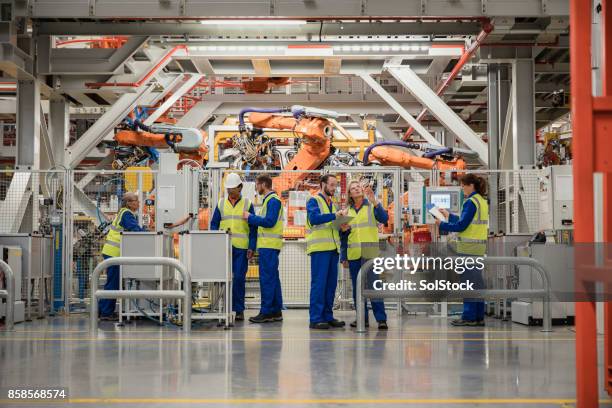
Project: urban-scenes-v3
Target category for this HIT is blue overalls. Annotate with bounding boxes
[306,193,340,324]
[340,198,389,324]
[210,197,257,313]
[439,191,485,322]
[247,192,283,316]
[98,210,146,317]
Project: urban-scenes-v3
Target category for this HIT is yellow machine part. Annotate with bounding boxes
[213,129,375,162]
[124,167,153,192]
[246,265,259,279]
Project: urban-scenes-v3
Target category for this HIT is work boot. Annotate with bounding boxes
[249,313,275,323]
[235,312,244,321]
[272,311,283,321]
[99,314,118,321]
[467,320,485,327]
[309,322,330,329]
[328,319,346,328]
[350,320,369,328]
[377,321,388,330]
[451,319,472,326]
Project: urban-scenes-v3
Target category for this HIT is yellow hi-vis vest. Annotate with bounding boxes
[306,194,340,255]
[101,207,134,257]
[256,192,284,250]
[456,193,489,256]
[218,197,251,250]
[347,202,380,260]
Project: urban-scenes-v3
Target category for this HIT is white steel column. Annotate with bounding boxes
[16,80,40,169]
[177,101,222,128]
[386,65,488,165]
[49,98,70,167]
[511,59,536,168]
[358,72,438,146]
[144,74,202,125]
[66,84,154,168]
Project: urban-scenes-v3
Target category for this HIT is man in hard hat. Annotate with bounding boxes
[242,174,284,324]
[99,192,147,320]
[210,172,256,321]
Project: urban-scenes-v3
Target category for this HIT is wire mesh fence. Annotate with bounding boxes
[0,166,549,314]
[0,169,66,317]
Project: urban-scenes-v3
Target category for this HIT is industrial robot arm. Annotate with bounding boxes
[114,120,208,167]
[239,105,340,191]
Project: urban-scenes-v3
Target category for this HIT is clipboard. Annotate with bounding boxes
[427,203,447,222]
[332,214,354,229]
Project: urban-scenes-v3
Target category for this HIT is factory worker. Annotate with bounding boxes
[436,174,489,326]
[242,174,284,323]
[306,174,347,330]
[99,192,146,320]
[340,180,389,330]
[210,172,257,322]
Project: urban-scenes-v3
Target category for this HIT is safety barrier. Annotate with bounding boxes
[90,257,192,334]
[0,259,15,331]
[355,256,552,333]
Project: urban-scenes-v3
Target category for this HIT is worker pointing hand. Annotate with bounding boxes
[335,208,348,218]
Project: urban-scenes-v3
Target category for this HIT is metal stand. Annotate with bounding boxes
[0,259,15,331]
[356,256,553,333]
[90,257,192,334]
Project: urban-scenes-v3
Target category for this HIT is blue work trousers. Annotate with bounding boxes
[98,254,119,317]
[349,258,387,323]
[258,248,283,315]
[309,250,339,324]
[232,247,249,313]
[460,264,485,322]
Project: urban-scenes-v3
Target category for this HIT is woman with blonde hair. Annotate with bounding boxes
[340,179,389,330]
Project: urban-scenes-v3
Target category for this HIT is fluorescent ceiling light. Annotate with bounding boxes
[200,20,307,25]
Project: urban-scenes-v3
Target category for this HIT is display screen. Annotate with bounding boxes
[430,193,451,209]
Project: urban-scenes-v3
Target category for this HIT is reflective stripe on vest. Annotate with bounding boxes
[347,202,380,260]
[101,207,133,257]
[218,197,251,249]
[305,194,340,254]
[257,193,284,250]
[456,194,489,256]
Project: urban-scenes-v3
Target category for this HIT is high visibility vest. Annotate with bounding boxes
[256,192,284,250]
[456,194,489,256]
[218,197,251,250]
[347,202,380,260]
[101,207,134,257]
[306,194,340,254]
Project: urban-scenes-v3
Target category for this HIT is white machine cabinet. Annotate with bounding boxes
[0,245,25,323]
[119,231,172,322]
[179,230,232,327]
[0,234,53,320]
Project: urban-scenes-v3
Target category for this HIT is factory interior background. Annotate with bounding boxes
[0,0,611,407]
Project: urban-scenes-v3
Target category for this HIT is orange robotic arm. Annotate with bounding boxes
[368,145,466,171]
[115,128,208,166]
[247,112,334,192]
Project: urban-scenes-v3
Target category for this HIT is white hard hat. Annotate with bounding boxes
[225,172,243,189]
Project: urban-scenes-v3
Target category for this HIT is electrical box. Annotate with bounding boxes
[120,232,172,280]
[423,186,463,224]
[539,165,574,231]
[155,153,198,231]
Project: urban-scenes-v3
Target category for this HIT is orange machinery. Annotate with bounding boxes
[239,105,339,192]
[114,121,208,167]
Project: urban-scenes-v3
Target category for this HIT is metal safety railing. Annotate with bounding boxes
[90,257,192,334]
[0,259,15,331]
[356,256,552,333]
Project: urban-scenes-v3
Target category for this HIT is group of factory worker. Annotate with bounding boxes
[99,172,488,328]
[209,172,388,328]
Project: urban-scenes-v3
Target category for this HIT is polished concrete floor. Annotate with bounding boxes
[0,310,610,408]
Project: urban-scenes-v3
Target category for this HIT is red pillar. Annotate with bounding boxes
[571,0,599,406]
